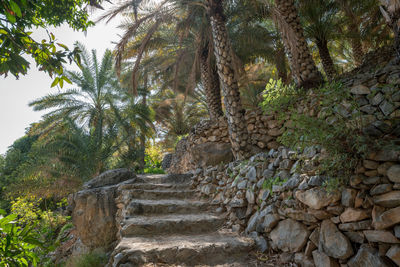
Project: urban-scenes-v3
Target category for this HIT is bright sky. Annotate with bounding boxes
[0,5,123,155]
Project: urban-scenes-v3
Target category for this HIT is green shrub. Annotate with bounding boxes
[0,209,42,266]
[65,250,108,267]
[143,167,165,174]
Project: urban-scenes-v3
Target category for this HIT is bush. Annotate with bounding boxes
[65,250,108,267]
[0,209,42,266]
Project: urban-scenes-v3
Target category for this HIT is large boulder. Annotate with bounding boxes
[161,153,174,170]
[319,220,353,260]
[270,219,310,252]
[191,142,234,168]
[83,168,136,189]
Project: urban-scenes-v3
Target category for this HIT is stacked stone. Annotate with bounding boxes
[192,146,400,266]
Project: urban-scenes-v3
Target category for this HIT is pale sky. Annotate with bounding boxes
[0,5,123,155]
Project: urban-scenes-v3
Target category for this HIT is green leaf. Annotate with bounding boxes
[0,29,7,35]
[62,76,72,84]
[51,77,59,87]
[6,12,16,23]
[9,0,22,17]
[57,43,69,50]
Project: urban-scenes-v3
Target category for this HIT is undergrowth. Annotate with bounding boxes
[261,79,382,187]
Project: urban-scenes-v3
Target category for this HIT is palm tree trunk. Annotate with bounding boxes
[273,0,323,89]
[200,44,223,120]
[350,35,364,66]
[207,0,251,160]
[274,45,288,83]
[379,0,400,58]
[316,39,336,81]
[139,75,148,171]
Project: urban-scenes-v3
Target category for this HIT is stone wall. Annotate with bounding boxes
[168,47,400,173]
[192,146,400,266]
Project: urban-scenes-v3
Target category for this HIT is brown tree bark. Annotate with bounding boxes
[274,45,288,83]
[379,0,400,59]
[200,44,224,120]
[316,39,337,81]
[207,0,251,160]
[273,0,323,89]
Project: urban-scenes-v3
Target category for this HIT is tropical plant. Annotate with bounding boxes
[379,0,400,57]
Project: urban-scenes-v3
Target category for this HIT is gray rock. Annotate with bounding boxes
[393,90,400,102]
[201,184,216,195]
[370,148,400,161]
[262,169,274,179]
[303,146,318,158]
[295,188,341,210]
[283,174,301,190]
[371,92,384,106]
[341,188,357,207]
[229,197,246,208]
[191,142,233,167]
[83,168,136,189]
[395,225,400,238]
[246,167,257,182]
[290,161,300,174]
[338,220,372,231]
[372,206,400,230]
[270,219,309,252]
[246,189,255,204]
[351,84,371,94]
[237,180,248,190]
[298,179,309,190]
[344,231,365,243]
[388,165,400,183]
[256,178,265,189]
[312,250,339,267]
[308,175,326,186]
[386,245,400,266]
[363,176,380,185]
[372,120,392,133]
[360,105,376,114]
[277,170,290,180]
[245,211,260,234]
[279,159,292,170]
[379,100,395,116]
[363,230,400,243]
[263,213,280,232]
[319,220,354,260]
[348,245,389,267]
[373,191,400,207]
[370,184,393,196]
[248,231,269,253]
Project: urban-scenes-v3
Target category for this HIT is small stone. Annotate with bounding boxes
[340,208,370,223]
[350,175,362,187]
[270,219,309,252]
[351,84,371,95]
[283,174,301,189]
[348,245,389,267]
[245,212,260,234]
[338,220,372,231]
[380,100,395,116]
[370,184,392,196]
[363,175,380,184]
[378,162,395,176]
[312,250,339,267]
[279,252,294,263]
[395,225,400,238]
[372,206,400,229]
[305,240,316,257]
[309,227,320,246]
[296,188,341,210]
[319,220,354,260]
[388,165,400,183]
[371,92,384,106]
[386,245,400,265]
[344,231,365,243]
[246,189,255,204]
[248,231,269,253]
[298,179,309,190]
[256,178,265,189]
[263,213,280,232]
[262,169,274,179]
[364,230,400,243]
[369,148,400,161]
[308,175,326,186]
[246,167,257,182]
[341,188,357,207]
[229,197,246,208]
[360,105,376,114]
[373,191,400,208]
[237,180,247,190]
[363,159,379,169]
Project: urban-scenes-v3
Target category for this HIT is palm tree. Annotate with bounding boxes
[299,0,339,80]
[206,0,252,159]
[29,43,118,137]
[379,0,400,57]
[272,0,324,89]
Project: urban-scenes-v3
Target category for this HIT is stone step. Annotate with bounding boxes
[121,214,225,237]
[110,233,254,266]
[118,182,191,191]
[137,173,193,185]
[121,188,196,200]
[125,199,212,215]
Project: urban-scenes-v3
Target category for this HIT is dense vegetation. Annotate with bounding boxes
[1,0,400,265]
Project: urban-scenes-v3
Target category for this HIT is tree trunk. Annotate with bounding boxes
[207,0,251,160]
[273,0,323,89]
[379,0,400,59]
[200,44,224,120]
[138,75,148,171]
[350,35,364,66]
[274,45,288,83]
[316,39,336,81]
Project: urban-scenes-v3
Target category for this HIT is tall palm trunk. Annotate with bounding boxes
[207,0,251,160]
[316,39,336,80]
[273,0,323,89]
[139,75,148,171]
[379,0,400,58]
[200,44,223,120]
[350,35,364,66]
[274,45,288,83]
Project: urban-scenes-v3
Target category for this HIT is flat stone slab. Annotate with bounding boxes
[125,199,212,215]
[112,233,254,266]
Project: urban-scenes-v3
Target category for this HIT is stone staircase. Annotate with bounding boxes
[108,174,255,266]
